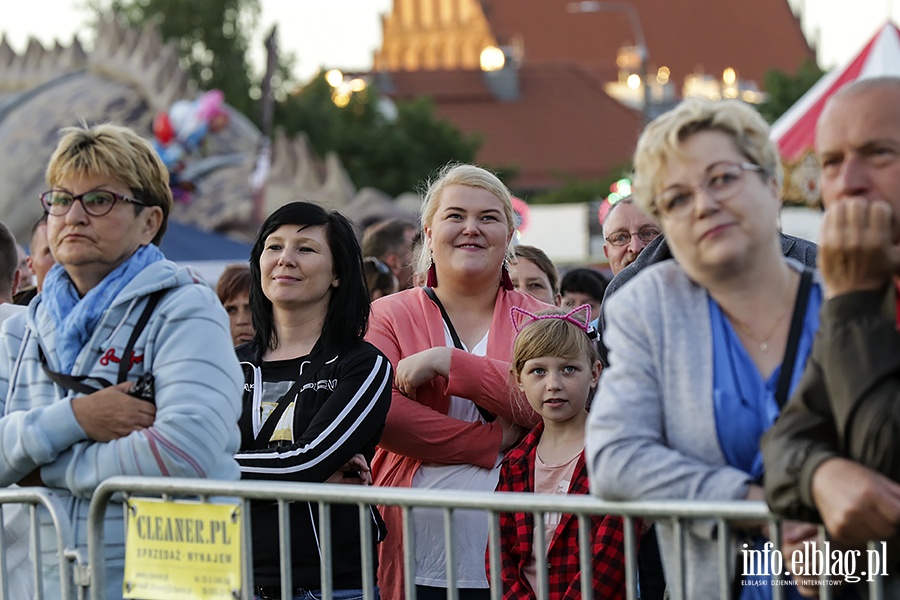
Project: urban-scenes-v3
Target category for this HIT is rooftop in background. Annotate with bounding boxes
[370,0,815,192]
[379,64,640,190]
[474,0,814,88]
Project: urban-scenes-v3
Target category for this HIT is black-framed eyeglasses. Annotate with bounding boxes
[605,226,661,247]
[39,190,148,217]
[654,162,765,220]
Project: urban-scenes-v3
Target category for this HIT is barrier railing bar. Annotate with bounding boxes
[443,507,457,600]
[240,499,253,600]
[0,489,74,600]
[533,509,547,600]
[359,503,375,600]
[672,517,685,600]
[87,482,108,600]
[770,518,785,600]
[318,502,333,600]
[487,511,501,600]
[402,506,416,600]
[817,526,833,600]
[622,516,636,600]
[30,503,43,600]
[91,477,779,518]
[278,499,293,600]
[716,518,731,600]
[577,514,593,600]
[83,478,896,600]
[868,540,885,600]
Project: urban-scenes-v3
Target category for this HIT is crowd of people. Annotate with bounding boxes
[0,76,897,600]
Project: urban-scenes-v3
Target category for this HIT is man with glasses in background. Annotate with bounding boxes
[602,197,661,276]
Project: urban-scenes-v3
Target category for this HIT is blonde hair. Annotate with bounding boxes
[511,309,599,378]
[632,97,782,216]
[416,163,515,275]
[46,123,173,245]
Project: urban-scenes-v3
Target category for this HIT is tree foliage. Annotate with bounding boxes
[85,0,261,119]
[758,59,825,124]
[275,73,481,197]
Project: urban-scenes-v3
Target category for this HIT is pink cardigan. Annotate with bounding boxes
[366,286,548,599]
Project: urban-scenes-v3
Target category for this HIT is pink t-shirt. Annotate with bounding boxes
[522,447,581,592]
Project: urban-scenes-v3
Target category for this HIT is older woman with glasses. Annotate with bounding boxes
[0,123,242,598]
[586,98,823,599]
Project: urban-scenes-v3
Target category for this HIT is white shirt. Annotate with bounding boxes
[411,325,500,588]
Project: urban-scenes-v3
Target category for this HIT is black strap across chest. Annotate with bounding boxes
[423,287,495,423]
[774,267,814,409]
[38,289,166,395]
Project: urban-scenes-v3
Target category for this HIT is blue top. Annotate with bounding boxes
[710,282,822,600]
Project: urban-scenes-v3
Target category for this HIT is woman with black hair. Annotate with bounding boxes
[234,201,392,599]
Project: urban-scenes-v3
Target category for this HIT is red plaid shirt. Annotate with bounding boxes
[488,422,636,599]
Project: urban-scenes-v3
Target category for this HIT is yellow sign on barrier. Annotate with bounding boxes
[123,498,242,600]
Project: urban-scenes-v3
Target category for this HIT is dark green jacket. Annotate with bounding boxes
[762,284,900,545]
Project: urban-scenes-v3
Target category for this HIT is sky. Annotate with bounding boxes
[0,0,897,83]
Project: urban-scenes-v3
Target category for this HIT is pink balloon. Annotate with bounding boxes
[195,90,224,121]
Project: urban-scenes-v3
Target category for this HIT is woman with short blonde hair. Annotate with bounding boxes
[587,98,822,599]
[0,122,242,598]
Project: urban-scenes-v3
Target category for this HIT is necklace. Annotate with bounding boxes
[728,308,789,352]
[722,282,795,353]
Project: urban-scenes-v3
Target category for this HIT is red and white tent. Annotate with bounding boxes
[772,22,900,160]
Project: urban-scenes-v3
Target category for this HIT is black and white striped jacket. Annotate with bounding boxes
[234,340,391,588]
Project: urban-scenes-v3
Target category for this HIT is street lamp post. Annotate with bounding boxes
[567,1,651,124]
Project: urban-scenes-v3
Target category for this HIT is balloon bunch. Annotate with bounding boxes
[151,90,230,174]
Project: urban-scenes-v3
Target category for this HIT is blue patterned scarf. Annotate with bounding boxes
[41,244,165,374]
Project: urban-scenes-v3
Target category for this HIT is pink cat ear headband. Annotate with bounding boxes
[510,304,598,341]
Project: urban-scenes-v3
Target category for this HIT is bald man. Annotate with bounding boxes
[763,77,900,593]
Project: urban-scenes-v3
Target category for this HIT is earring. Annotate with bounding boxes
[500,259,514,291]
[426,252,438,287]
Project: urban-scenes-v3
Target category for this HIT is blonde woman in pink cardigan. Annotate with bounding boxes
[366,164,548,600]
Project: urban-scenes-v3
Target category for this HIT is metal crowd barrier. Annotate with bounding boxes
[83,476,889,600]
[0,487,76,600]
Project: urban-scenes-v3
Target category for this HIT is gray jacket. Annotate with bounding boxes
[597,232,818,366]
[586,258,815,599]
[0,261,243,599]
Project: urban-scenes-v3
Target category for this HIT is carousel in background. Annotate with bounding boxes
[769,21,900,242]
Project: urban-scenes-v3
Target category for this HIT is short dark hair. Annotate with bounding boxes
[29,213,48,244]
[512,245,559,295]
[560,268,609,302]
[215,263,252,304]
[249,201,369,353]
[0,222,18,298]
[363,257,396,298]
[361,218,416,259]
